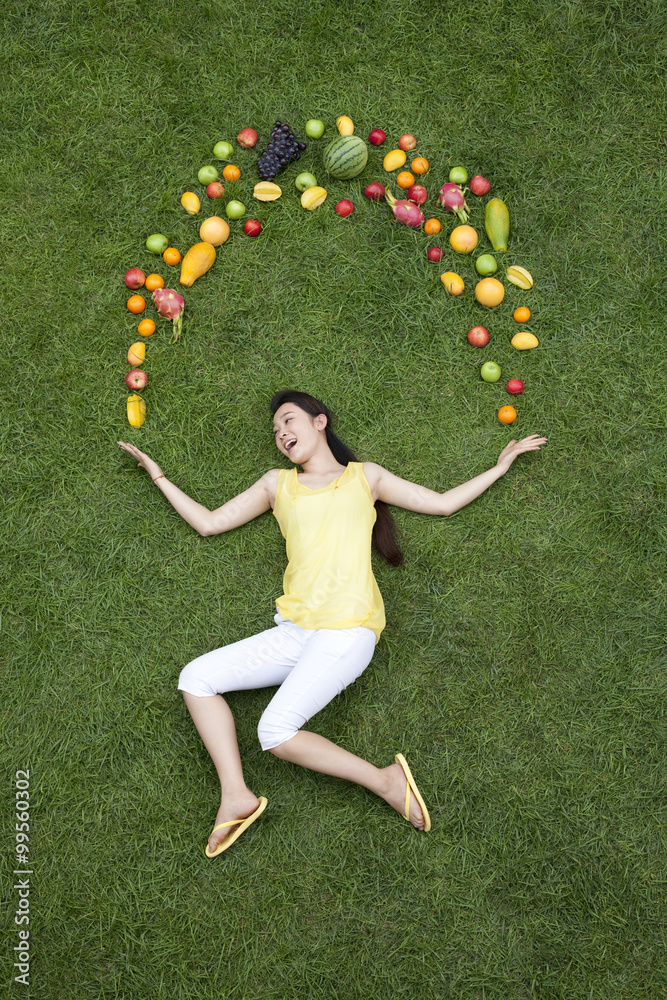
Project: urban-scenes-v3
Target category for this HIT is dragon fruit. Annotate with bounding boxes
[385,188,424,228]
[153,287,185,344]
[438,182,470,223]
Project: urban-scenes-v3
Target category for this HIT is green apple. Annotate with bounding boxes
[213,141,233,159]
[225,200,246,220]
[146,233,168,254]
[305,119,325,139]
[475,254,497,276]
[449,166,468,184]
[295,171,318,192]
[198,165,218,185]
[481,362,501,382]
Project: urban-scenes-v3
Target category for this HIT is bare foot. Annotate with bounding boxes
[208,790,261,854]
[379,762,425,830]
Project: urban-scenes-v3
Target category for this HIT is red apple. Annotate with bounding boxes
[124,268,145,289]
[126,368,148,390]
[335,199,354,217]
[244,219,261,237]
[427,247,443,262]
[407,184,427,205]
[507,379,524,394]
[469,175,491,196]
[364,182,385,201]
[398,133,417,150]
[368,129,386,146]
[467,326,490,347]
[206,182,225,199]
[237,127,258,148]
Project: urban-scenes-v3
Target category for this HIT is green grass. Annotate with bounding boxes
[2,0,666,997]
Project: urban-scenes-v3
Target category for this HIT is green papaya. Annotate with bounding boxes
[484,198,510,252]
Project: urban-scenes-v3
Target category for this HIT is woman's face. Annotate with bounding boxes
[272,402,327,463]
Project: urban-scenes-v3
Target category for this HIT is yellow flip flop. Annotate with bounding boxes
[204,796,268,858]
[395,754,431,832]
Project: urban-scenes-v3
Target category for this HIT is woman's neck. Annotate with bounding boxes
[298,440,346,477]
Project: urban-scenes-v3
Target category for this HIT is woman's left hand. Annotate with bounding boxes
[496,434,547,474]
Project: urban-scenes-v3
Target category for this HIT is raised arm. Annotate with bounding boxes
[364,435,547,516]
[118,441,278,536]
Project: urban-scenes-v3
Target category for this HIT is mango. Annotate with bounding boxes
[383,149,407,172]
[127,342,146,366]
[511,332,539,350]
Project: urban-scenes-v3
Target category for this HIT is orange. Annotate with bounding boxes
[144,273,164,291]
[513,306,531,322]
[396,171,415,189]
[449,225,478,254]
[137,318,156,337]
[498,405,517,424]
[440,272,465,296]
[424,218,441,235]
[222,164,241,182]
[411,157,429,175]
[474,277,505,307]
[126,294,146,314]
[163,247,181,266]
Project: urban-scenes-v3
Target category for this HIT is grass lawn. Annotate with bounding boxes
[2,0,665,997]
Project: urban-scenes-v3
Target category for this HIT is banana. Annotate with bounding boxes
[506,265,534,289]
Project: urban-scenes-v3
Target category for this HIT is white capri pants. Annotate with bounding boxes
[178,611,376,750]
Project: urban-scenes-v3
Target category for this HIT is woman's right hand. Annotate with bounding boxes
[117,441,163,481]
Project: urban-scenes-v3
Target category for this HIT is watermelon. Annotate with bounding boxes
[323,136,368,180]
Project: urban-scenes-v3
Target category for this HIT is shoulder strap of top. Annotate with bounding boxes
[347,462,374,502]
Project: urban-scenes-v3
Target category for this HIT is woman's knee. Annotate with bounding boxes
[257,711,298,753]
[177,657,217,698]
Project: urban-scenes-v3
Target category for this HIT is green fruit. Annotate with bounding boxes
[198,165,218,185]
[323,135,368,179]
[475,254,498,276]
[225,200,246,220]
[305,119,325,139]
[449,166,468,184]
[146,233,168,254]
[481,362,501,383]
[295,171,318,192]
[485,198,510,252]
[213,141,233,159]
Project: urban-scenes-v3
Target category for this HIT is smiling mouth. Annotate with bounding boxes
[285,438,297,452]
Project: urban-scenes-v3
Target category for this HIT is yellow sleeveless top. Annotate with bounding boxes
[272,462,385,643]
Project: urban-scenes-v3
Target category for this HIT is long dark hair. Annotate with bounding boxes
[270,390,403,567]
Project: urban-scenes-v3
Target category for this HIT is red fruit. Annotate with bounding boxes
[407,184,427,205]
[398,133,417,150]
[364,182,385,201]
[469,175,491,196]
[124,268,145,290]
[507,379,524,395]
[368,129,386,146]
[244,219,261,237]
[467,326,490,347]
[237,128,258,148]
[335,200,354,217]
[427,247,443,262]
[126,368,148,390]
[206,182,225,199]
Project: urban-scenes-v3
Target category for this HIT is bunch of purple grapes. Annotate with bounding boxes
[257,122,307,181]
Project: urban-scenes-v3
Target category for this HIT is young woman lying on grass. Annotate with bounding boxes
[118,390,546,857]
